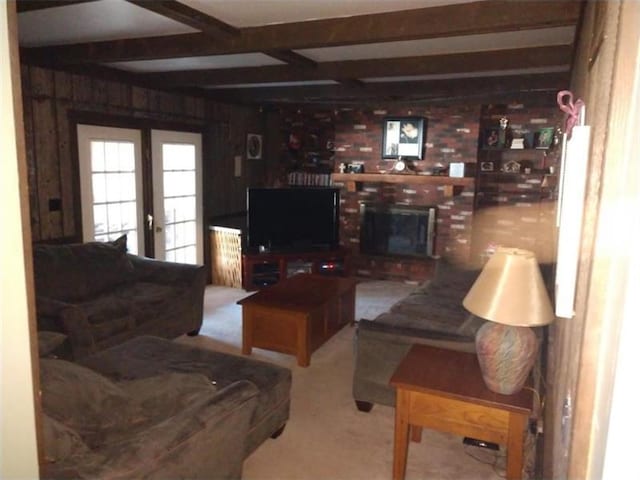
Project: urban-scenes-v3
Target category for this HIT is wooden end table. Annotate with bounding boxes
[237,273,357,367]
[390,344,533,480]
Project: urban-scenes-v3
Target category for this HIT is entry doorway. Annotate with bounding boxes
[76,124,203,264]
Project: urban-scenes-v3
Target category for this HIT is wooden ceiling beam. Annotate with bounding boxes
[16,0,99,13]
[125,1,314,70]
[21,1,581,64]
[139,46,571,87]
[203,72,570,105]
[262,50,317,68]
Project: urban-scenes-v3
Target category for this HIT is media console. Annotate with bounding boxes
[242,247,352,291]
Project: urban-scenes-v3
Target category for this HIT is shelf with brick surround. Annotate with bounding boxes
[331,173,473,196]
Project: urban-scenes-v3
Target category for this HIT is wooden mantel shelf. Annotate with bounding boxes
[331,173,474,196]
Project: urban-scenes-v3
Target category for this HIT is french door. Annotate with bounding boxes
[77,125,203,264]
[151,130,203,264]
[77,125,144,254]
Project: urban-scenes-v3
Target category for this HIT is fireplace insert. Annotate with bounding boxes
[359,204,436,258]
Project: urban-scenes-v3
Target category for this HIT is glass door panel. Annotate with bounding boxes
[151,130,203,265]
[77,125,143,254]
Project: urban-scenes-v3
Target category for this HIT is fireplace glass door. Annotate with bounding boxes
[359,204,436,258]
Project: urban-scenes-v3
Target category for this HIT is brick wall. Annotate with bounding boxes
[332,105,479,282]
[276,101,560,283]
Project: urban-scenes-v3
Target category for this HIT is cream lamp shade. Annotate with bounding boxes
[463,248,554,327]
[463,247,554,394]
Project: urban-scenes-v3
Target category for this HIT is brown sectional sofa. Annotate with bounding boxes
[33,235,206,358]
[40,335,292,479]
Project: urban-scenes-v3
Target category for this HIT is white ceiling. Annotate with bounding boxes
[296,27,576,63]
[18,0,196,46]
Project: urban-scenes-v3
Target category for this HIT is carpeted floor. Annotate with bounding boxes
[177,281,505,480]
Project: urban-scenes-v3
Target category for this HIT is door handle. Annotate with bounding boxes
[146,214,153,231]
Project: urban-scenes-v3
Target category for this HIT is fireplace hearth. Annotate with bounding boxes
[359,203,436,258]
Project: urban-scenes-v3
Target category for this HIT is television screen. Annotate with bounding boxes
[246,187,340,253]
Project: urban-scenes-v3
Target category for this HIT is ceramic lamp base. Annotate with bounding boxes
[475,322,538,395]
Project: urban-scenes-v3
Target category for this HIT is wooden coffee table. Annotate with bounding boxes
[238,273,357,367]
[390,344,533,480]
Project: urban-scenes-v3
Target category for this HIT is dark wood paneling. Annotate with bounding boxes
[21,64,262,247]
[30,66,62,239]
[55,98,74,237]
[22,65,40,240]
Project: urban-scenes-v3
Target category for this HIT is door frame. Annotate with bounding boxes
[151,129,204,264]
[76,124,145,253]
[69,111,204,259]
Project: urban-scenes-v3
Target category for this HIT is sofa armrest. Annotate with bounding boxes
[55,306,99,358]
[36,297,100,358]
[35,296,73,332]
[37,296,73,316]
[128,254,206,288]
[128,255,206,334]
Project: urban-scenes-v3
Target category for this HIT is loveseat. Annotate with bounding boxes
[33,235,206,359]
[352,258,485,411]
[40,335,292,479]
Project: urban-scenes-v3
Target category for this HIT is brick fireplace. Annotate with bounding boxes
[331,105,478,283]
[335,180,474,283]
[276,102,559,283]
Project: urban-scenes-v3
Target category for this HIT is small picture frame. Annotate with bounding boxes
[480,161,495,172]
[382,117,426,159]
[502,159,521,173]
[483,128,500,149]
[534,127,555,149]
[246,133,263,159]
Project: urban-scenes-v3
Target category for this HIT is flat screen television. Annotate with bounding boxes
[246,187,340,253]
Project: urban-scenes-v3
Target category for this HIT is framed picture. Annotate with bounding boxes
[480,161,495,172]
[247,133,263,159]
[534,127,555,149]
[483,128,500,149]
[382,117,426,159]
[502,159,521,173]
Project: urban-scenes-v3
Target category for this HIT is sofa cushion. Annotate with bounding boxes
[33,235,134,302]
[79,335,292,456]
[119,372,217,420]
[370,311,479,341]
[114,282,191,326]
[73,295,136,341]
[39,359,141,446]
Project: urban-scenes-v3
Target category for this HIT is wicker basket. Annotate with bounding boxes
[210,227,242,288]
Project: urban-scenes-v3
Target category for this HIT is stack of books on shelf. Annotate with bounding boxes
[287,172,333,186]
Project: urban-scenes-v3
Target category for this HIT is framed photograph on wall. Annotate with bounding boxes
[480,161,495,172]
[483,128,500,149]
[534,127,555,149]
[247,133,263,159]
[382,117,426,160]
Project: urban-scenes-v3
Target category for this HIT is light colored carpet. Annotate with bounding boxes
[177,281,505,480]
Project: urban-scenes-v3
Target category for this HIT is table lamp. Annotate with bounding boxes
[463,248,554,395]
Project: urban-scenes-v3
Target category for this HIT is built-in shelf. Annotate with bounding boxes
[331,173,474,196]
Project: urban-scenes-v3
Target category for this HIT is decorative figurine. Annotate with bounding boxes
[498,116,510,148]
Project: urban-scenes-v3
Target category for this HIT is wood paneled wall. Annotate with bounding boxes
[21,65,263,242]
